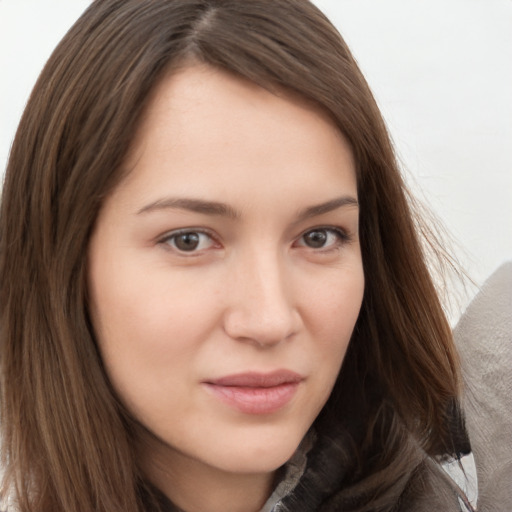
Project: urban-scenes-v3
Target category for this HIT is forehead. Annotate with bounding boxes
[116,64,356,208]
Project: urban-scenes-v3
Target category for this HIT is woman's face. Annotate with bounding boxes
[88,65,364,479]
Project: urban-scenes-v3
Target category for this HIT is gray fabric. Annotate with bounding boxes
[260,426,473,511]
[454,261,512,511]
[260,432,314,512]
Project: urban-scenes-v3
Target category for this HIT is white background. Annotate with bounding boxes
[1,1,511,319]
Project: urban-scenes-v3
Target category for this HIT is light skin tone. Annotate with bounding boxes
[88,64,364,512]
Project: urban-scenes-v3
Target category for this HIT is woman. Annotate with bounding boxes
[0,1,475,511]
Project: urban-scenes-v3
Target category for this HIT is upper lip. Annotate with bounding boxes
[205,370,304,388]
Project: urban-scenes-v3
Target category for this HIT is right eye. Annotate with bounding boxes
[160,230,216,253]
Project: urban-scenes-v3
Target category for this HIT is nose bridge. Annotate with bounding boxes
[224,244,298,346]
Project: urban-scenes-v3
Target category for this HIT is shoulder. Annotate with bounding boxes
[455,261,512,510]
[395,454,477,512]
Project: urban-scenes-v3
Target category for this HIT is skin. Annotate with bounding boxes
[88,64,365,512]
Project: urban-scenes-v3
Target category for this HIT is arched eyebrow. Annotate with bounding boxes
[137,197,240,219]
[136,195,358,219]
[296,196,359,221]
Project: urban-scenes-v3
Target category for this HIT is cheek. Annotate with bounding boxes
[87,255,222,406]
[302,260,364,335]
[89,287,211,425]
[90,248,218,339]
[301,262,364,372]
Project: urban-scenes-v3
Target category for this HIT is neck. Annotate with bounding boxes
[139,435,277,512]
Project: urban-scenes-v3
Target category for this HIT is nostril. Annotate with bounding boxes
[223,307,299,347]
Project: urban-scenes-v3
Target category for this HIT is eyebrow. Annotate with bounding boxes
[296,196,359,221]
[137,195,358,219]
[137,197,240,218]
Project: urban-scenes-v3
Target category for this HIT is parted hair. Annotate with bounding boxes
[0,1,461,511]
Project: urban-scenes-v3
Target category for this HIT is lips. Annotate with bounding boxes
[203,370,303,415]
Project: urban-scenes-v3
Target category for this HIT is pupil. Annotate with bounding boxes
[175,232,200,251]
[305,230,327,248]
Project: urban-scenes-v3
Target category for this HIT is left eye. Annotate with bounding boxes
[161,230,215,252]
[297,228,346,249]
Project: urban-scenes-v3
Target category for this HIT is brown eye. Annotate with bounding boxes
[298,227,348,250]
[162,230,215,253]
[174,232,200,251]
[303,230,328,248]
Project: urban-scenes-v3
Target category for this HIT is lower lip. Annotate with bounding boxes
[203,382,300,415]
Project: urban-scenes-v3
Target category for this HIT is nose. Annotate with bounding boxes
[223,250,301,348]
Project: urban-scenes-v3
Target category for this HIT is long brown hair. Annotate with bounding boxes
[0,1,460,511]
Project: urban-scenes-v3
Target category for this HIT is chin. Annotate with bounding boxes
[208,424,308,474]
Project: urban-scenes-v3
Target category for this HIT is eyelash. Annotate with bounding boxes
[157,226,351,255]
[295,226,351,251]
[158,228,218,254]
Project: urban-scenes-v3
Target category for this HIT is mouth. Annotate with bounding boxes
[203,370,303,415]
